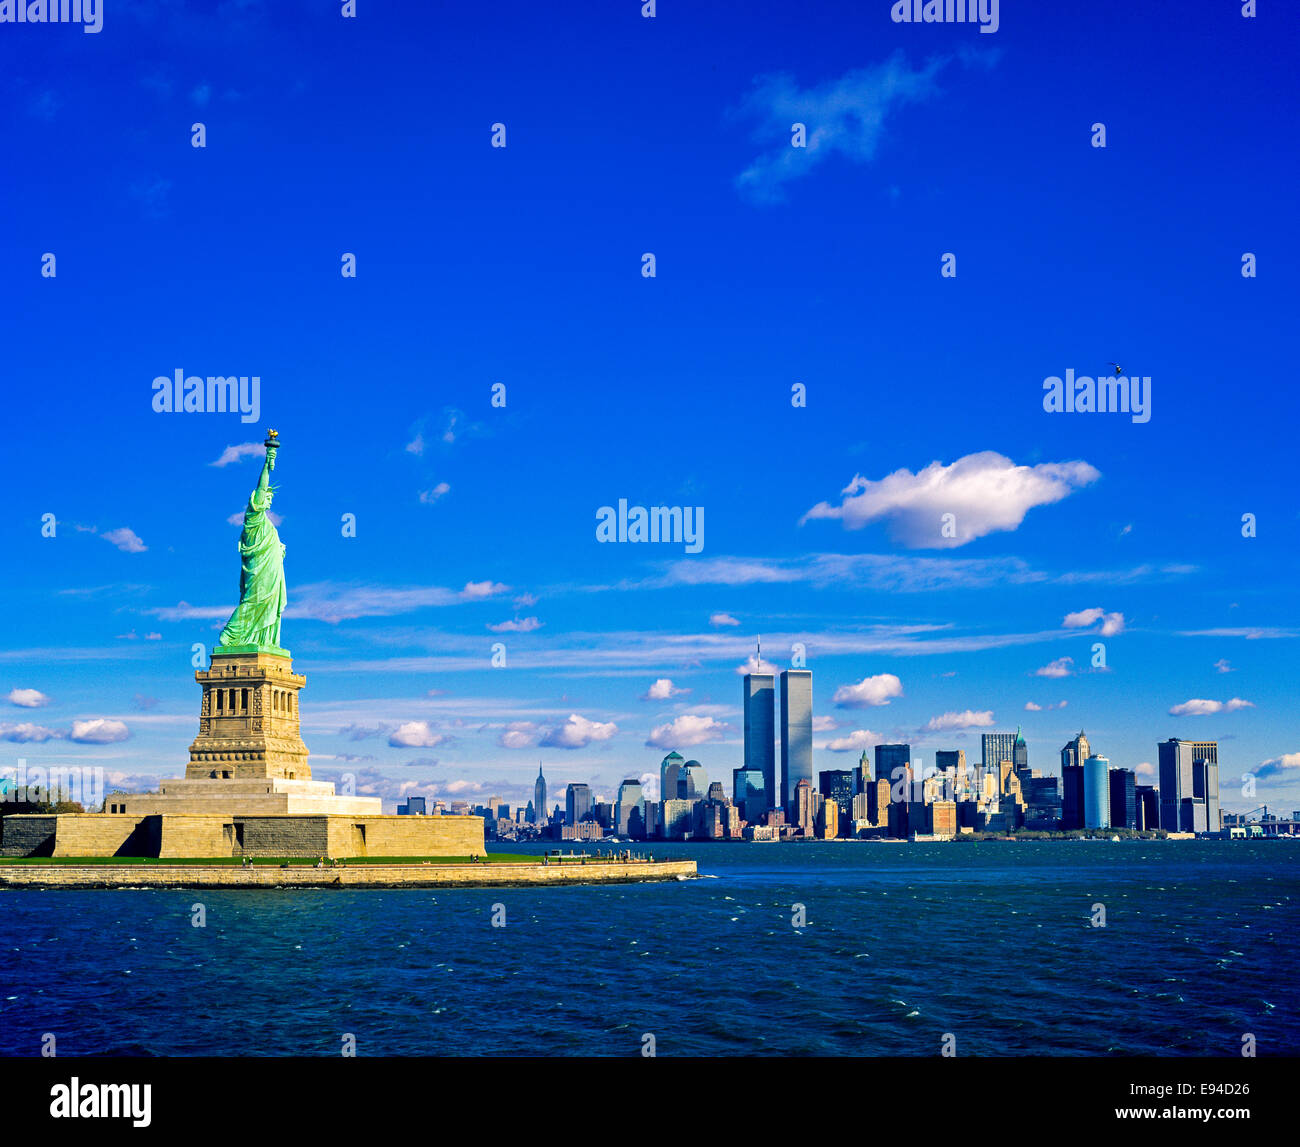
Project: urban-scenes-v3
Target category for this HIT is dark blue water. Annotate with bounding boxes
[0,841,1295,1057]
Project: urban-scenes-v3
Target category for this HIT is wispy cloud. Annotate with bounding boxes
[210,442,265,467]
[925,709,995,732]
[733,52,991,203]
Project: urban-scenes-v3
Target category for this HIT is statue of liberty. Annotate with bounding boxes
[218,430,288,652]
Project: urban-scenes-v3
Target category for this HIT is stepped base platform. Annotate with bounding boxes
[0,810,485,860]
[0,857,699,889]
[107,778,383,817]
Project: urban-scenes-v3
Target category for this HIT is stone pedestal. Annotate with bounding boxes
[187,649,310,781]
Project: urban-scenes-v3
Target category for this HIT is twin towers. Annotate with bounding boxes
[742,644,812,817]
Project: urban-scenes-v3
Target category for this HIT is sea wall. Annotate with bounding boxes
[0,859,697,889]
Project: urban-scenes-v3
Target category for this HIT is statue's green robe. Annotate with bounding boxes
[218,493,286,650]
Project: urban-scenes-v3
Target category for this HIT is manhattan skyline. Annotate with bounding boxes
[1,1,1296,817]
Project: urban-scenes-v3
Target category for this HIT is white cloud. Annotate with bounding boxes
[925,709,995,732]
[387,721,447,748]
[1255,753,1300,780]
[734,654,780,676]
[498,722,540,750]
[419,483,451,504]
[1215,659,1233,674]
[7,688,50,708]
[461,581,508,600]
[823,729,881,753]
[1135,761,1155,777]
[812,715,838,732]
[641,678,688,701]
[645,713,726,750]
[102,528,147,554]
[801,452,1099,549]
[405,431,425,456]
[1063,607,1125,636]
[210,442,265,467]
[709,612,740,627]
[487,617,542,633]
[832,673,903,708]
[541,714,618,750]
[0,722,61,743]
[69,718,130,744]
[1024,701,1042,711]
[1035,657,1074,678]
[1168,698,1254,717]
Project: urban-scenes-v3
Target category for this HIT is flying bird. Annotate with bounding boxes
[1108,362,1123,376]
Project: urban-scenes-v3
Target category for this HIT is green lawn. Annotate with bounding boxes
[0,853,569,866]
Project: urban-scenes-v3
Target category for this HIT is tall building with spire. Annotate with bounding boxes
[743,638,776,812]
[1061,731,1090,830]
[533,763,547,825]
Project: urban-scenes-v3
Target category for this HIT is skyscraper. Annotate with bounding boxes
[1158,739,1220,833]
[1061,731,1091,830]
[793,778,814,837]
[660,751,685,806]
[819,770,855,837]
[1083,755,1110,829]
[1061,730,1091,770]
[856,749,873,794]
[982,732,1018,773]
[615,778,644,837]
[532,763,547,825]
[1108,768,1136,830]
[565,782,592,826]
[733,766,765,824]
[875,744,912,796]
[744,659,776,812]
[677,760,707,801]
[780,669,813,812]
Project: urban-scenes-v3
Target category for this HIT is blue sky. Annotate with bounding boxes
[2,0,1297,815]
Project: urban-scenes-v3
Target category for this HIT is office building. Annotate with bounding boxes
[677,760,707,801]
[733,766,765,824]
[780,669,813,812]
[1135,784,1158,831]
[566,782,592,826]
[816,798,839,840]
[1158,739,1220,834]
[875,744,912,796]
[615,778,644,837]
[856,749,873,795]
[660,752,685,807]
[935,749,966,777]
[982,732,1018,772]
[1108,768,1136,830]
[1083,755,1110,829]
[1060,730,1091,830]
[819,770,855,836]
[793,778,814,836]
[744,669,776,812]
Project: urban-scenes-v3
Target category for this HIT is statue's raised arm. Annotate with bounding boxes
[217,430,289,653]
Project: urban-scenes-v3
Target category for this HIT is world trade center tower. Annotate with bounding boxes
[781,669,813,813]
[744,670,776,814]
